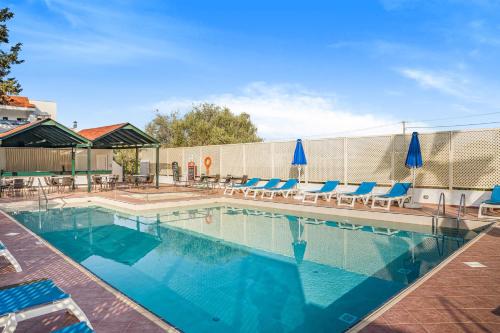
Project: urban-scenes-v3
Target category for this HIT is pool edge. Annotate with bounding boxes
[0,209,181,333]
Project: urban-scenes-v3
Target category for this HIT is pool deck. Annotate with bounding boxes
[0,185,499,332]
[358,222,500,333]
[0,211,178,333]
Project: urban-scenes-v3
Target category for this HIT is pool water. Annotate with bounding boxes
[11,206,478,332]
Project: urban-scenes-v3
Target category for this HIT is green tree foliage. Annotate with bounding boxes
[114,149,138,175]
[146,103,262,147]
[0,8,23,103]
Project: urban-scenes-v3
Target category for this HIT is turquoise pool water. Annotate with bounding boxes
[11,206,478,332]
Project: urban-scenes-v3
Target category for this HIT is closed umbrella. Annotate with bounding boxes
[292,139,307,187]
[405,132,423,208]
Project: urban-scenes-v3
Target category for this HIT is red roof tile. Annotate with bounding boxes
[2,96,36,108]
[78,123,127,140]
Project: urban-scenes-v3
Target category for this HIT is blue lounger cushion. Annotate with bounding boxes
[265,179,298,191]
[483,185,500,204]
[306,180,340,193]
[376,183,412,198]
[343,182,377,196]
[249,178,281,190]
[232,178,260,188]
[0,279,69,316]
[52,322,94,333]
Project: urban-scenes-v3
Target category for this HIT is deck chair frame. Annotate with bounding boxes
[0,242,21,272]
[0,295,92,333]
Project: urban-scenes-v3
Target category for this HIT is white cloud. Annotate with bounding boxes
[154,82,405,140]
[397,68,469,98]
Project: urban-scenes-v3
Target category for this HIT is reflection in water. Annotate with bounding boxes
[12,206,477,333]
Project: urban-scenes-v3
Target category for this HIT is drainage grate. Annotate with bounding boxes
[5,233,19,236]
[463,261,487,268]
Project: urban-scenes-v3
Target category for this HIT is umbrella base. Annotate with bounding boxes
[404,202,422,209]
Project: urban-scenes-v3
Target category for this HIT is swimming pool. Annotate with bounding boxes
[11,205,480,332]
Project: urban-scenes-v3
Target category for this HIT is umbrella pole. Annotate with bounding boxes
[406,167,421,208]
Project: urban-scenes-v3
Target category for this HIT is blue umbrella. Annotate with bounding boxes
[292,139,307,185]
[405,132,423,207]
[405,132,423,169]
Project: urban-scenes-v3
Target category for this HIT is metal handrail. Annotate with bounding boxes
[37,178,48,211]
[433,192,446,233]
[457,193,466,226]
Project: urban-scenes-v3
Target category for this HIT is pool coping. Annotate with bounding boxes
[347,220,498,332]
[0,209,180,333]
[4,195,491,231]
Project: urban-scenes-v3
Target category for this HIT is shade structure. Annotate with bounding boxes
[292,139,307,186]
[405,132,423,208]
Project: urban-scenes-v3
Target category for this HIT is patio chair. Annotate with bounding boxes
[60,177,74,193]
[244,178,281,198]
[223,177,260,195]
[24,177,38,198]
[7,179,25,197]
[371,182,412,210]
[0,279,92,332]
[261,179,299,199]
[478,185,500,218]
[52,322,94,333]
[302,180,340,203]
[0,241,22,272]
[337,182,377,207]
[91,175,103,191]
[207,174,220,189]
[219,175,233,188]
[50,177,62,193]
[144,174,155,188]
[107,175,118,190]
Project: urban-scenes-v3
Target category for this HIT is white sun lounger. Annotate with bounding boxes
[0,279,92,332]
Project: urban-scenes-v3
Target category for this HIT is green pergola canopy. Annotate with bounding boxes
[79,123,159,148]
[0,119,91,148]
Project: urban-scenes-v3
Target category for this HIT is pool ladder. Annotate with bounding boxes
[456,193,466,228]
[433,192,466,233]
[37,178,48,211]
[432,192,446,234]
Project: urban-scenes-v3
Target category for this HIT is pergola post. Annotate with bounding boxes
[71,147,76,189]
[155,145,160,189]
[87,146,92,192]
[135,147,139,174]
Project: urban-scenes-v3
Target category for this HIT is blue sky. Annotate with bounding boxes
[7,0,500,139]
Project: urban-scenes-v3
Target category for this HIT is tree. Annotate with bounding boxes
[146,103,262,147]
[0,8,23,104]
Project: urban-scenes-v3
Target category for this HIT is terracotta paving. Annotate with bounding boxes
[359,223,500,333]
[0,212,175,333]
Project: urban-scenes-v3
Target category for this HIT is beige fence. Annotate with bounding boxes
[141,128,500,190]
